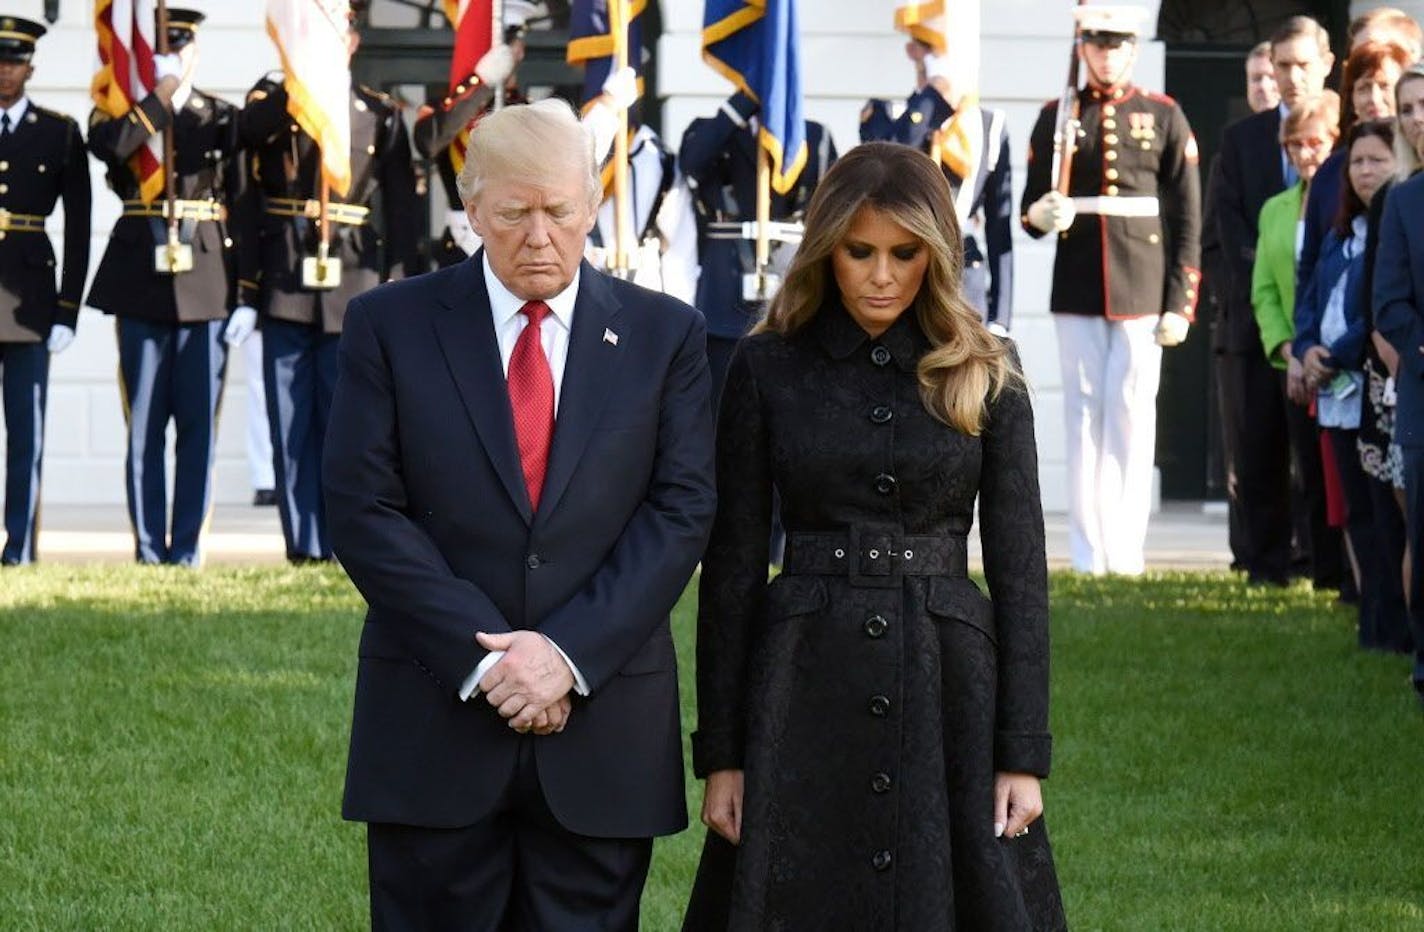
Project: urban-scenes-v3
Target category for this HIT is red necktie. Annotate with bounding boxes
[508,300,555,511]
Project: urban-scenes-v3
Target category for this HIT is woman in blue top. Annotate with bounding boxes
[1295,119,1402,650]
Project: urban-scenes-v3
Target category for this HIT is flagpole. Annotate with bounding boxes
[755,146,771,300]
[609,0,633,277]
[492,0,505,109]
[155,0,187,273]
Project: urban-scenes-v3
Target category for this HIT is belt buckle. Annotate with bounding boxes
[0,207,11,231]
[846,526,900,589]
[302,199,323,220]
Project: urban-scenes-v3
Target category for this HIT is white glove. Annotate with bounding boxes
[1154,310,1191,347]
[474,44,515,87]
[922,52,953,83]
[48,324,75,355]
[154,53,183,82]
[602,65,638,112]
[224,306,258,346]
[1026,191,1076,234]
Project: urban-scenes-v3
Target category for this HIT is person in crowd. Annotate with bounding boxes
[86,9,244,566]
[1374,63,1424,704]
[1349,6,1423,62]
[683,141,1064,932]
[680,90,837,405]
[1213,16,1333,587]
[237,11,419,564]
[243,334,276,506]
[1246,40,1280,114]
[325,98,715,931]
[861,38,1013,333]
[1295,119,1405,649]
[1020,4,1201,576]
[0,16,90,565]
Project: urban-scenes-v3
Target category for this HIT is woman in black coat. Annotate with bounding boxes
[684,142,1065,930]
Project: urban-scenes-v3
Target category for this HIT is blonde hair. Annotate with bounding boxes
[755,142,1019,436]
[1280,90,1341,145]
[455,98,600,207]
[1395,66,1424,180]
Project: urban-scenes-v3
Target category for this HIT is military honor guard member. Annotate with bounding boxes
[861,40,1014,333]
[679,91,837,403]
[1021,5,1201,575]
[239,16,419,563]
[0,16,90,565]
[86,9,244,567]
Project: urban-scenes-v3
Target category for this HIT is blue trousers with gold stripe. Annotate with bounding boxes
[1,340,48,565]
[117,318,227,566]
[263,318,338,562]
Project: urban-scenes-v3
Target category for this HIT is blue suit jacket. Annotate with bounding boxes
[1374,174,1424,448]
[324,255,716,835]
[1293,224,1368,370]
[861,87,1014,330]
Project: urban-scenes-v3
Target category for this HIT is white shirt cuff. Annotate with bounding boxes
[459,650,504,701]
[543,635,590,696]
[719,99,749,129]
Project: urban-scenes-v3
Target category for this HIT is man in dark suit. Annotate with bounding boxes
[679,91,836,403]
[0,16,90,565]
[861,40,1013,333]
[239,18,419,564]
[1374,170,1424,703]
[86,9,244,567]
[324,98,716,929]
[1211,16,1332,586]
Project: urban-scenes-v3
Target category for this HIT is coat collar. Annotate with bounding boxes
[811,298,928,372]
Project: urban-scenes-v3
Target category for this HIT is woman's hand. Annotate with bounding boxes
[1302,345,1336,387]
[1286,355,1312,406]
[994,772,1043,840]
[701,769,745,845]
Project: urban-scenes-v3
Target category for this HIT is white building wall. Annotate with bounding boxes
[18,0,1168,511]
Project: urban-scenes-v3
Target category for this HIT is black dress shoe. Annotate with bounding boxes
[1247,571,1290,588]
[253,489,278,507]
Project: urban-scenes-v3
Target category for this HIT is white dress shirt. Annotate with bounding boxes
[459,254,589,702]
[0,97,29,133]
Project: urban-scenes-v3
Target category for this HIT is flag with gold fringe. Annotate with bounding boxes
[895,0,982,185]
[566,0,646,110]
[702,0,807,195]
[92,0,164,203]
[265,0,353,196]
[441,0,494,177]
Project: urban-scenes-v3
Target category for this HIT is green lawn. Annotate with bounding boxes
[1,567,1421,930]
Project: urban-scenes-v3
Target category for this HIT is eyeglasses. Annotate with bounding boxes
[1285,136,1333,153]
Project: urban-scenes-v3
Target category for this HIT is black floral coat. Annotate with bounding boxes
[683,302,1066,931]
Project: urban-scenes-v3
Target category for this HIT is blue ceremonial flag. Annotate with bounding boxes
[566,0,646,109]
[702,0,807,194]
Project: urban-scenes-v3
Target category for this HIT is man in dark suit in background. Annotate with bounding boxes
[1211,15,1332,587]
[0,16,90,566]
[324,98,716,929]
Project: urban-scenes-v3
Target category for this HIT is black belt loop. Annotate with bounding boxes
[783,527,968,587]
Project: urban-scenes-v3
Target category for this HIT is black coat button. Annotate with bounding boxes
[874,473,897,495]
[869,405,893,424]
[872,849,893,871]
[870,345,892,366]
[869,695,891,716]
[871,772,892,793]
[864,615,888,638]
[525,554,542,569]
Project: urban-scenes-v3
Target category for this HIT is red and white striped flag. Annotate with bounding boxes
[92,0,164,203]
[443,0,494,177]
[266,0,353,196]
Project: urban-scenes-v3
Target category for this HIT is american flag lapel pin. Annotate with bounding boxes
[603,328,619,346]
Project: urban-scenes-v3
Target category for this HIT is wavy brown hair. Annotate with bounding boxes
[754,142,1019,435]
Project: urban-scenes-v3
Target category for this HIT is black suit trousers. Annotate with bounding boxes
[367,738,653,932]
[1217,350,1292,580]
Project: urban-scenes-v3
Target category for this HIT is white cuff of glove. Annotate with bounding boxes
[1027,192,1075,234]
[47,324,75,355]
[154,53,183,82]
[1154,311,1190,347]
[602,65,639,112]
[474,44,515,86]
[224,306,258,346]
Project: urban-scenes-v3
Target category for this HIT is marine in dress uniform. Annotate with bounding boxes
[86,10,244,566]
[1021,5,1202,575]
[861,44,1014,333]
[238,25,419,563]
[0,17,90,565]
[679,91,836,404]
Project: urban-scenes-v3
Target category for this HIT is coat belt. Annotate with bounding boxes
[120,198,227,222]
[264,197,370,226]
[0,209,48,233]
[783,529,968,587]
[1070,195,1159,217]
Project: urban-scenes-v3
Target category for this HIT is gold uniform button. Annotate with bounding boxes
[1103,119,1117,130]
[1149,233,1161,244]
[1187,288,1197,298]
[1103,105,1116,117]
[1105,134,1119,145]
[37,164,45,173]
[366,144,376,154]
[0,231,7,241]
[1105,151,1118,161]
[1106,185,1119,196]
[0,160,8,171]
[910,111,923,124]
[1142,141,1152,150]
[0,184,9,194]
[1106,168,1120,180]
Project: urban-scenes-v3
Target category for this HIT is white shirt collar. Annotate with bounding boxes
[481,252,580,333]
[1,97,30,128]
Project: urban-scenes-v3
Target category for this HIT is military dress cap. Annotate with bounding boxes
[162,8,205,50]
[0,15,46,63]
[503,0,542,43]
[1073,5,1150,39]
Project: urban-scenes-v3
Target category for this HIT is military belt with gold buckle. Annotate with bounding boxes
[265,198,371,226]
[121,199,227,222]
[0,208,48,235]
